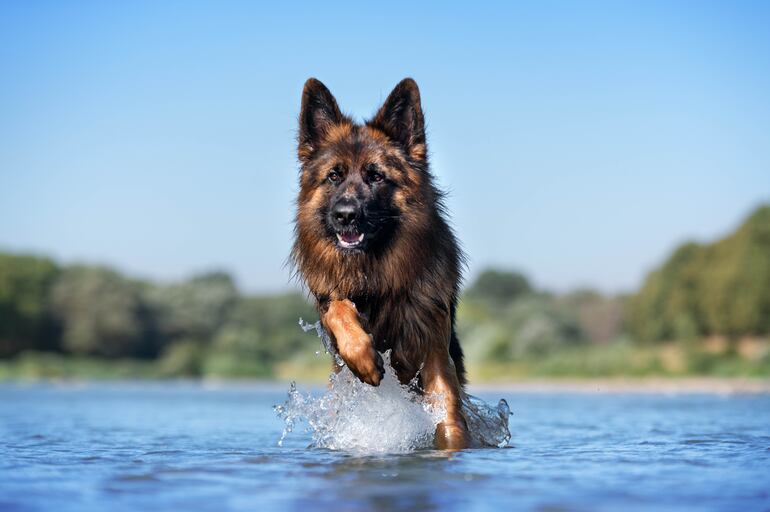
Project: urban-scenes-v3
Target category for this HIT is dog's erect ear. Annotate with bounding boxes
[298,78,344,162]
[369,78,426,161]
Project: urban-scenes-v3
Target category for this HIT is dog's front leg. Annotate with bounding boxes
[321,299,384,386]
[423,351,469,450]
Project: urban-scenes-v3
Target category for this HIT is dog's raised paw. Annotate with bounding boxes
[346,345,384,386]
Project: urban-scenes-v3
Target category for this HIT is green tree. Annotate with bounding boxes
[628,242,704,342]
[697,205,770,336]
[49,266,156,357]
[465,269,532,304]
[0,253,59,357]
[458,291,583,363]
[629,204,770,342]
[202,293,316,377]
[146,272,237,343]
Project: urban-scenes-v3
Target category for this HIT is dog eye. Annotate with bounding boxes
[367,169,384,183]
[327,169,341,183]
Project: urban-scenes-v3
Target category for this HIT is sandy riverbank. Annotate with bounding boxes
[468,377,770,394]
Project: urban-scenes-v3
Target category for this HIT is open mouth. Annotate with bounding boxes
[336,231,364,249]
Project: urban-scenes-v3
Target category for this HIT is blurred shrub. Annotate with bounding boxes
[158,339,206,377]
[458,269,584,363]
[146,272,237,342]
[157,292,316,378]
[496,295,583,357]
[49,266,157,358]
[203,294,316,377]
[202,326,272,378]
[0,254,59,357]
[557,290,626,344]
[0,351,157,379]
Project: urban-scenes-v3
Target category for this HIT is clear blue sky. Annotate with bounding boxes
[1,1,768,294]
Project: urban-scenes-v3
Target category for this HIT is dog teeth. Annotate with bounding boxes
[336,232,364,247]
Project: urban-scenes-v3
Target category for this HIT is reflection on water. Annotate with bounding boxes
[278,321,512,452]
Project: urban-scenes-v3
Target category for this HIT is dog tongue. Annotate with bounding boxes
[341,232,361,243]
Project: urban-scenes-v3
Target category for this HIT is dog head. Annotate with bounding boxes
[295,78,430,255]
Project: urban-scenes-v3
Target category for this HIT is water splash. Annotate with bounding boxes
[275,350,446,453]
[275,321,512,453]
[463,394,512,448]
[298,319,339,361]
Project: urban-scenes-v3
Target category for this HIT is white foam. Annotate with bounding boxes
[276,350,446,453]
[275,321,512,453]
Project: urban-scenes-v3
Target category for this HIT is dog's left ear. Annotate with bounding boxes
[369,78,426,162]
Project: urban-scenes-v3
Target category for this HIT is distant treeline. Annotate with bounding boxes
[0,204,768,378]
[629,205,770,342]
[0,257,315,376]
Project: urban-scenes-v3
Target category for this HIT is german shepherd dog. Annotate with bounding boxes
[291,78,468,449]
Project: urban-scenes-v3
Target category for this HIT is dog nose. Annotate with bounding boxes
[333,200,358,226]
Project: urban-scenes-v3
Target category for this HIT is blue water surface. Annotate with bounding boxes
[1,382,769,512]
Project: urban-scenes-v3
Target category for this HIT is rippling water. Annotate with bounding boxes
[1,382,769,511]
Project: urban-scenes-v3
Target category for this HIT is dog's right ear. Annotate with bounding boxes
[298,78,343,163]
